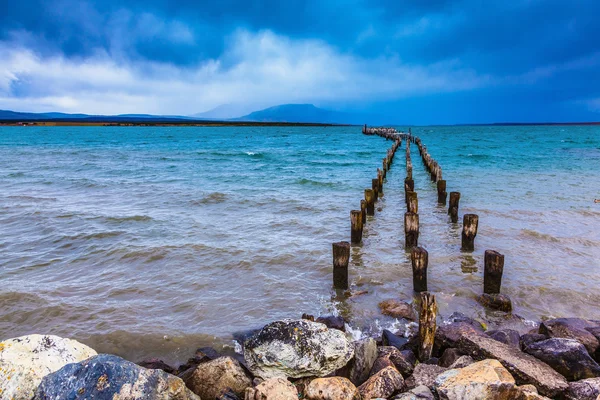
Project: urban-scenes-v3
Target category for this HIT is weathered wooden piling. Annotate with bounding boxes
[407,191,418,214]
[332,241,350,290]
[411,246,428,292]
[484,250,504,294]
[437,180,447,205]
[418,292,437,362]
[350,210,363,244]
[372,179,379,201]
[448,191,460,223]
[461,214,479,251]
[360,200,367,225]
[364,189,375,216]
[404,212,419,249]
[377,168,384,195]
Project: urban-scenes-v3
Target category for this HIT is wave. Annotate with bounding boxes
[104,215,153,223]
[7,195,57,202]
[520,229,560,243]
[191,192,228,205]
[296,178,337,188]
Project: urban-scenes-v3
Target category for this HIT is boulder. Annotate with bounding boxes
[358,366,405,399]
[564,377,600,400]
[379,299,417,321]
[392,385,434,399]
[348,338,378,385]
[377,346,417,377]
[316,315,346,332]
[218,388,241,400]
[539,318,599,355]
[245,377,298,400]
[305,377,360,400]
[520,333,548,351]
[33,354,199,399]
[0,334,97,400]
[439,348,464,368]
[524,338,600,381]
[477,293,513,312]
[137,358,175,374]
[382,329,409,349]
[184,356,252,399]
[486,329,521,349]
[457,332,568,397]
[370,355,397,376]
[243,319,354,379]
[448,355,474,369]
[434,359,517,400]
[435,319,485,355]
[405,364,447,390]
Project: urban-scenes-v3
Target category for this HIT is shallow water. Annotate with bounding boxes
[0,125,599,364]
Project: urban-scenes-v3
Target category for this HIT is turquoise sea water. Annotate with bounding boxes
[0,125,599,363]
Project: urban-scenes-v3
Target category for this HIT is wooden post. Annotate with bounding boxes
[372,179,379,202]
[364,189,375,216]
[407,191,418,214]
[484,250,504,294]
[404,212,419,249]
[360,200,366,225]
[411,246,428,292]
[350,210,363,244]
[461,214,479,251]
[377,168,383,196]
[437,180,447,205]
[418,292,437,362]
[332,242,350,290]
[448,191,460,223]
[404,178,414,192]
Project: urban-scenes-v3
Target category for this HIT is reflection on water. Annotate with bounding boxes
[0,125,599,364]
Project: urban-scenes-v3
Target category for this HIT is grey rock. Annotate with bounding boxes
[392,384,434,399]
[439,348,464,368]
[564,377,600,400]
[405,364,447,390]
[243,319,354,379]
[348,338,378,386]
[382,329,409,349]
[379,299,417,321]
[457,332,568,397]
[524,338,600,381]
[486,329,521,349]
[434,317,485,355]
[448,355,474,369]
[520,333,548,351]
[539,318,600,355]
[377,346,417,377]
[316,315,346,332]
[33,354,199,400]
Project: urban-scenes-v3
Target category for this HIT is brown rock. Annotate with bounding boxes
[439,348,464,368]
[245,377,298,400]
[358,366,405,399]
[477,293,513,312]
[305,377,360,400]
[405,364,447,390]
[137,357,175,374]
[369,355,396,376]
[379,299,417,321]
[184,356,252,399]
[377,346,417,377]
[448,355,474,369]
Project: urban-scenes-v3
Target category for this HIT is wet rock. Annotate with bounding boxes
[34,354,199,400]
[377,346,417,377]
[585,326,600,361]
[392,385,435,399]
[539,318,600,355]
[434,359,516,400]
[302,313,315,321]
[477,293,513,312]
[382,329,409,349]
[524,338,600,381]
[457,332,568,397]
[564,377,600,400]
[184,356,252,399]
[486,329,521,349]
[218,388,241,400]
[520,333,548,351]
[369,355,396,376]
[448,355,474,369]
[434,319,485,355]
[424,357,439,365]
[176,348,216,375]
[245,377,298,400]
[233,328,263,344]
[405,364,447,390]
[439,348,464,368]
[316,315,346,332]
[0,334,97,400]
[243,319,354,379]
[348,338,378,385]
[447,312,486,329]
[379,299,417,321]
[137,358,175,374]
[358,366,405,399]
[305,377,360,400]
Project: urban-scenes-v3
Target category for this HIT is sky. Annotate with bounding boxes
[1,0,600,124]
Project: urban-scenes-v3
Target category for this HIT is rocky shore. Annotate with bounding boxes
[3,311,600,399]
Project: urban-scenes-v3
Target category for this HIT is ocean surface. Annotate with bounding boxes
[1,125,599,365]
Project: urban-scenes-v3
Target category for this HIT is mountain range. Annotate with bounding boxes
[0,104,397,125]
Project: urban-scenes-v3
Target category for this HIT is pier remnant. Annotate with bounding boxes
[418,292,437,362]
[350,210,363,244]
[364,189,375,216]
[461,214,479,251]
[407,191,418,214]
[332,241,350,290]
[483,250,504,294]
[411,246,428,292]
[448,192,460,223]
[372,179,379,202]
[360,200,367,225]
[437,180,447,205]
[404,212,419,249]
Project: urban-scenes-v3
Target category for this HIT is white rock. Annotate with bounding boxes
[0,334,97,400]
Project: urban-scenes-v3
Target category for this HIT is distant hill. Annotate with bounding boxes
[0,110,195,122]
[191,104,257,120]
